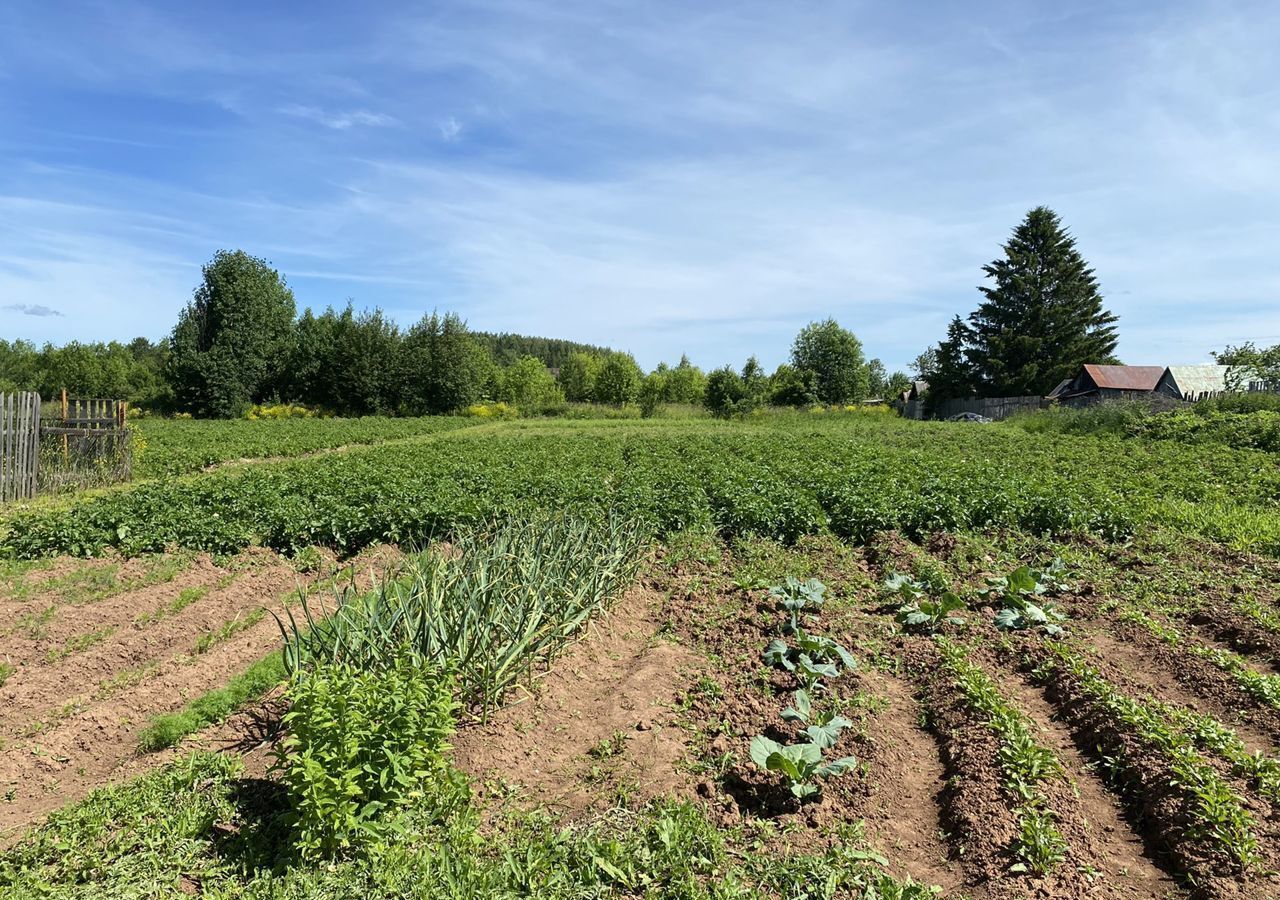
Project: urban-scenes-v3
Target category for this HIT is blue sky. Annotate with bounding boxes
[1,0,1277,373]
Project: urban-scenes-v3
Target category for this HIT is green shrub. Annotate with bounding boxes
[276,656,463,858]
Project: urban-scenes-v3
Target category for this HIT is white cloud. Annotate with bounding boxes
[278,104,396,130]
[1,1,1279,372]
[438,117,462,141]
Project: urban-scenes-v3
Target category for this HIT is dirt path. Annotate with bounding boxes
[857,668,972,897]
[452,587,703,819]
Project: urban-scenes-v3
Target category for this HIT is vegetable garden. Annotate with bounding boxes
[2,413,1280,898]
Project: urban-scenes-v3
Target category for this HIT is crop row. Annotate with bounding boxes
[1037,641,1262,875]
[5,419,1279,559]
[1121,609,1280,711]
[134,416,474,477]
[936,639,1068,875]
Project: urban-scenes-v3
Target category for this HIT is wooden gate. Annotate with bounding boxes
[0,392,42,502]
[40,392,132,494]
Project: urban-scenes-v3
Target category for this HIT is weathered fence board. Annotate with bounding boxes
[932,396,1047,421]
[0,392,42,502]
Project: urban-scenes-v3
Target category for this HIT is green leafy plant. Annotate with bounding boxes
[278,512,646,718]
[985,565,1068,635]
[274,655,464,858]
[895,592,966,634]
[770,576,827,633]
[764,629,856,691]
[750,735,858,799]
[882,572,927,601]
[781,689,853,749]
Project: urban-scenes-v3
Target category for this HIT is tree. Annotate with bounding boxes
[399,312,494,414]
[964,207,1118,396]
[920,316,976,407]
[593,353,642,405]
[790,319,869,404]
[886,371,912,399]
[741,356,769,408]
[558,352,602,402]
[865,359,888,399]
[768,364,814,407]
[638,371,666,418]
[704,366,746,419]
[663,354,707,405]
[499,356,564,412]
[1215,342,1280,390]
[328,306,401,415]
[910,348,937,382]
[168,250,297,417]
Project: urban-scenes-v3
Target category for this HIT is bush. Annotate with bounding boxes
[275,656,463,858]
[244,403,320,420]
[1197,392,1280,416]
[1008,401,1156,437]
[463,401,518,419]
[1133,410,1280,453]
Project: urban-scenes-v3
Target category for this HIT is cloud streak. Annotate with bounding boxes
[0,1,1276,371]
[4,303,63,317]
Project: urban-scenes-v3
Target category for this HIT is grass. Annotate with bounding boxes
[44,626,116,663]
[193,608,265,654]
[0,751,939,899]
[136,651,287,752]
[0,661,14,688]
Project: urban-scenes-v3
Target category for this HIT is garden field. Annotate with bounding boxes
[132,415,475,478]
[2,413,1280,898]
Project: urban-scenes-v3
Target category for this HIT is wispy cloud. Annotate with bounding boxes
[438,117,462,141]
[4,303,63,317]
[0,1,1277,370]
[278,104,396,130]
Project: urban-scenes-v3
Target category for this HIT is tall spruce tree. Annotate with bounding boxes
[964,207,1118,396]
[920,316,976,409]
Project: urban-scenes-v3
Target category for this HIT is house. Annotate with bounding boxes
[1156,365,1234,402]
[1046,365,1166,407]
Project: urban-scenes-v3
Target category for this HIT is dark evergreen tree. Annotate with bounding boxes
[922,316,976,410]
[965,207,1118,396]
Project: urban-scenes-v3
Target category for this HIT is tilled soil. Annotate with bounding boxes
[0,545,400,838]
[452,586,703,819]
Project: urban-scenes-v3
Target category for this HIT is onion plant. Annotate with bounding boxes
[275,511,647,718]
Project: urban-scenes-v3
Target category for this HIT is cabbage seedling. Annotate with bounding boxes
[763,629,856,691]
[781,689,854,749]
[770,576,828,634]
[896,592,967,634]
[883,572,926,601]
[750,735,857,799]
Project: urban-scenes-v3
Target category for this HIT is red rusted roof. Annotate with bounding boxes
[1083,364,1164,391]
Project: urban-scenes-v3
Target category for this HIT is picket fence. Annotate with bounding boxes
[0,392,42,502]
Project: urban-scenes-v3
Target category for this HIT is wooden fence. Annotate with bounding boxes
[1,391,131,503]
[1,392,42,502]
[40,393,132,494]
[903,395,1047,421]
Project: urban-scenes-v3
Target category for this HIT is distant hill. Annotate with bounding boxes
[471,332,617,368]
